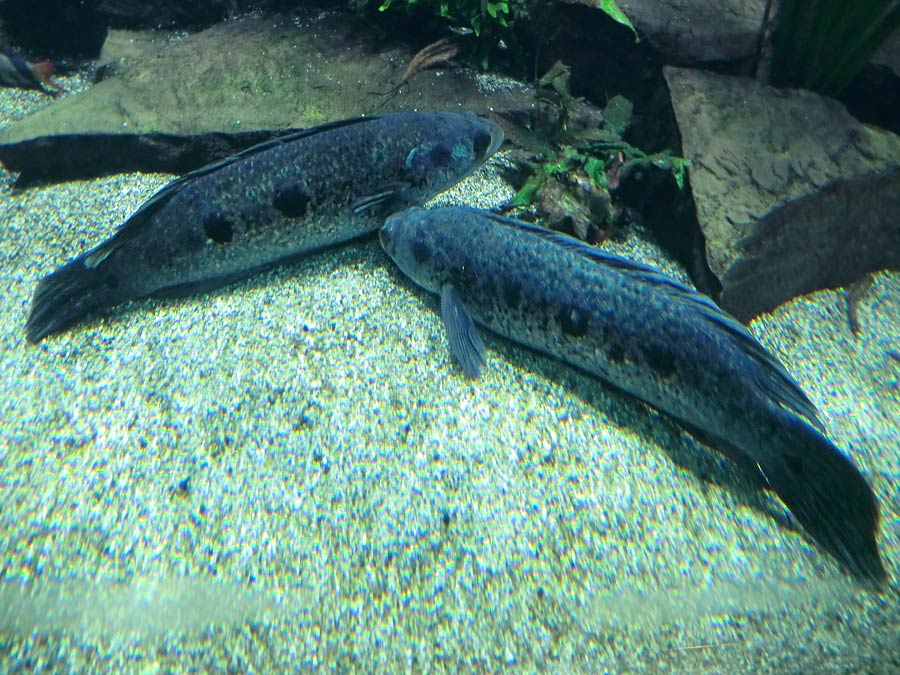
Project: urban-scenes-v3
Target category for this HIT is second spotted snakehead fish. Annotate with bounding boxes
[26,111,504,342]
[379,206,886,583]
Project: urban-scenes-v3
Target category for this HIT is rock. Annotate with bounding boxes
[0,10,535,182]
[665,66,900,321]
[563,0,767,64]
[522,0,767,158]
[550,1,900,145]
[93,29,181,81]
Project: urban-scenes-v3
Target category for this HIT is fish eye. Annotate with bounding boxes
[473,130,492,159]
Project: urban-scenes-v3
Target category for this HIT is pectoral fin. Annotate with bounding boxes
[440,284,486,379]
[350,181,411,216]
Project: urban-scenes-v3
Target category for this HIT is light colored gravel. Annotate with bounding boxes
[0,82,898,675]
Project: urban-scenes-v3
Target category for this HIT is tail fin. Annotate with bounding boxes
[761,414,886,584]
[28,60,64,95]
[26,257,124,343]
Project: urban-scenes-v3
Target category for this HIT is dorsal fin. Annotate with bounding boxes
[130,116,381,225]
[478,209,825,429]
[84,116,383,268]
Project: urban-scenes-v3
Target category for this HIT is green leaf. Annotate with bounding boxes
[471,14,482,36]
[644,151,692,189]
[487,2,497,18]
[546,158,569,175]
[584,156,608,188]
[772,0,900,95]
[596,0,638,42]
[378,0,393,11]
[510,177,543,207]
[667,157,692,190]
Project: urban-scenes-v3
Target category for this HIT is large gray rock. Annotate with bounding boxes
[565,0,767,63]
[665,66,900,320]
[0,10,534,181]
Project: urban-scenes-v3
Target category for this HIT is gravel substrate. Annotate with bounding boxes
[0,81,898,675]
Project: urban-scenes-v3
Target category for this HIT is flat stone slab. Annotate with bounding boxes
[665,65,900,320]
[565,0,766,62]
[0,10,534,181]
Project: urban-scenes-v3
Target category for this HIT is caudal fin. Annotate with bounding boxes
[26,256,124,343]
[29,60,65,95]
[762,414,886,584]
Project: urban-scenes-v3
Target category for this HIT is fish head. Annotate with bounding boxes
[402,112,504,195]
[380,207,460,294]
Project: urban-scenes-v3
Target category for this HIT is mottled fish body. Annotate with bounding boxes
[26,112,503,342]
[380,206,885,583]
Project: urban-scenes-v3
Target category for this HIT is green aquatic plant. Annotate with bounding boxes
[350,0,523,42]
[511,85,690,242]
[574,0,638,40]
[349,0,525,68]
[770,0,900,95]
[350,0,636,66]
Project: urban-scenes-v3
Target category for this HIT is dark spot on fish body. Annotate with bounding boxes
[203,216,234,244]
[427,144,452,167]
[558,305,589,338]
[503,281,522,309]
[273,184,311,218]
[644,346,677,379]
[449,267,490,311]
[785,454,804,477]
[608,342,626,364]
[412,239,431,265]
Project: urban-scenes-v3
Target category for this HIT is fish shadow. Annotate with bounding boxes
[380,256,798,538]
[44,237,796,539]
[41,237,384,341]
[490,339,795,532]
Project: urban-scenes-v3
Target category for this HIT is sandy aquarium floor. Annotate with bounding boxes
[1,91,899,674]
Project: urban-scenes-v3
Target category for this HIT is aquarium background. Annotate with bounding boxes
[1,2,899,673]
